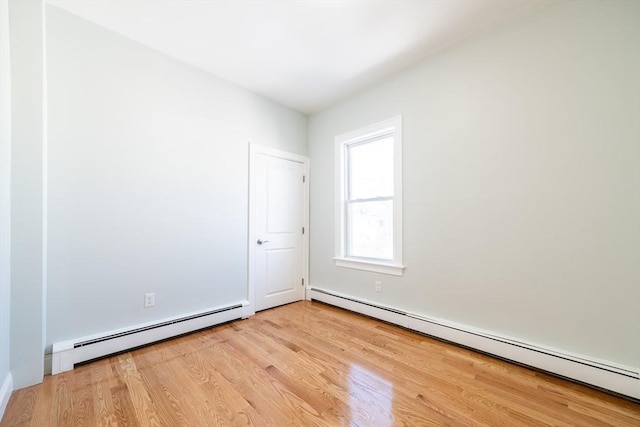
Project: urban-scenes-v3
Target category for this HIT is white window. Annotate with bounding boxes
[334,116,404,276]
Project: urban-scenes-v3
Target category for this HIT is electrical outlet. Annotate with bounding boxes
[144,292,155,308]
[375,281,382,293]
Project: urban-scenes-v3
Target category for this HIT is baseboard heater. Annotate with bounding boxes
[309,288,640,400]
[51,301,247,374]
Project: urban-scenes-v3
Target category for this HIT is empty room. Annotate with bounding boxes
[1,0,639,425]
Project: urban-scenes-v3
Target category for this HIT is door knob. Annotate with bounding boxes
[257,239,270,245]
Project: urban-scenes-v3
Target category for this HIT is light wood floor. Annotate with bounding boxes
[2,301,639,426]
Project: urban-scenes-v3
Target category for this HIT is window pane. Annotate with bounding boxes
[348,200,393,259]
[348,137,393,200]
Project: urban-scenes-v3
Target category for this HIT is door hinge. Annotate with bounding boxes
[302,227,305,234]
[302,175,306,183]
[302,278,305,287]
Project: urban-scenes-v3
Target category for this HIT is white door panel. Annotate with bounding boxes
[265,248,296,294]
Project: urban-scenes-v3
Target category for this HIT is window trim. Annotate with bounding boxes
[334,115,404,276]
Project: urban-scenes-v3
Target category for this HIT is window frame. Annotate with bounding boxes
[334,115,404,276]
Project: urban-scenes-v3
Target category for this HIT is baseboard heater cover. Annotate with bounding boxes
[51,301,247,374]
[309,288,640,400]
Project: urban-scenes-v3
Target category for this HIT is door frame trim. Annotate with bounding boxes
[246,143,310,317]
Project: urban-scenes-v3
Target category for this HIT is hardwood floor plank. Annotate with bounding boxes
[264,307,510,426]
[161,336,262,426]
[256,305,494,426]
[110,383,137,426]
[89,359,119,427]
[1,387,37,426]
[52,372,74,426]
[111,354,161,427]
[1,301,639,426]
[227,331,345,417]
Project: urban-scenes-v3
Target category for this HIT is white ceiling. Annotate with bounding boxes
[48,0,549,114]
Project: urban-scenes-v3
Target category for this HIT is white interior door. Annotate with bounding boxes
[250,145,308,312]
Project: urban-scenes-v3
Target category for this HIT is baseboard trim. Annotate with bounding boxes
[309,288,640,400]
[0,372,13,423]
[51,301,246,374]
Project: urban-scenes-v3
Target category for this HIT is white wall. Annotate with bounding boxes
[45,6,307,349]
[308,0,640,368]
[9,0,46,389]
[0,0,14,416]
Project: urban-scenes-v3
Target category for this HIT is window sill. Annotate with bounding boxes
[334,257,405,276]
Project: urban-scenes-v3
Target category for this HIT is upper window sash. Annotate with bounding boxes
[345,134,394,201]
